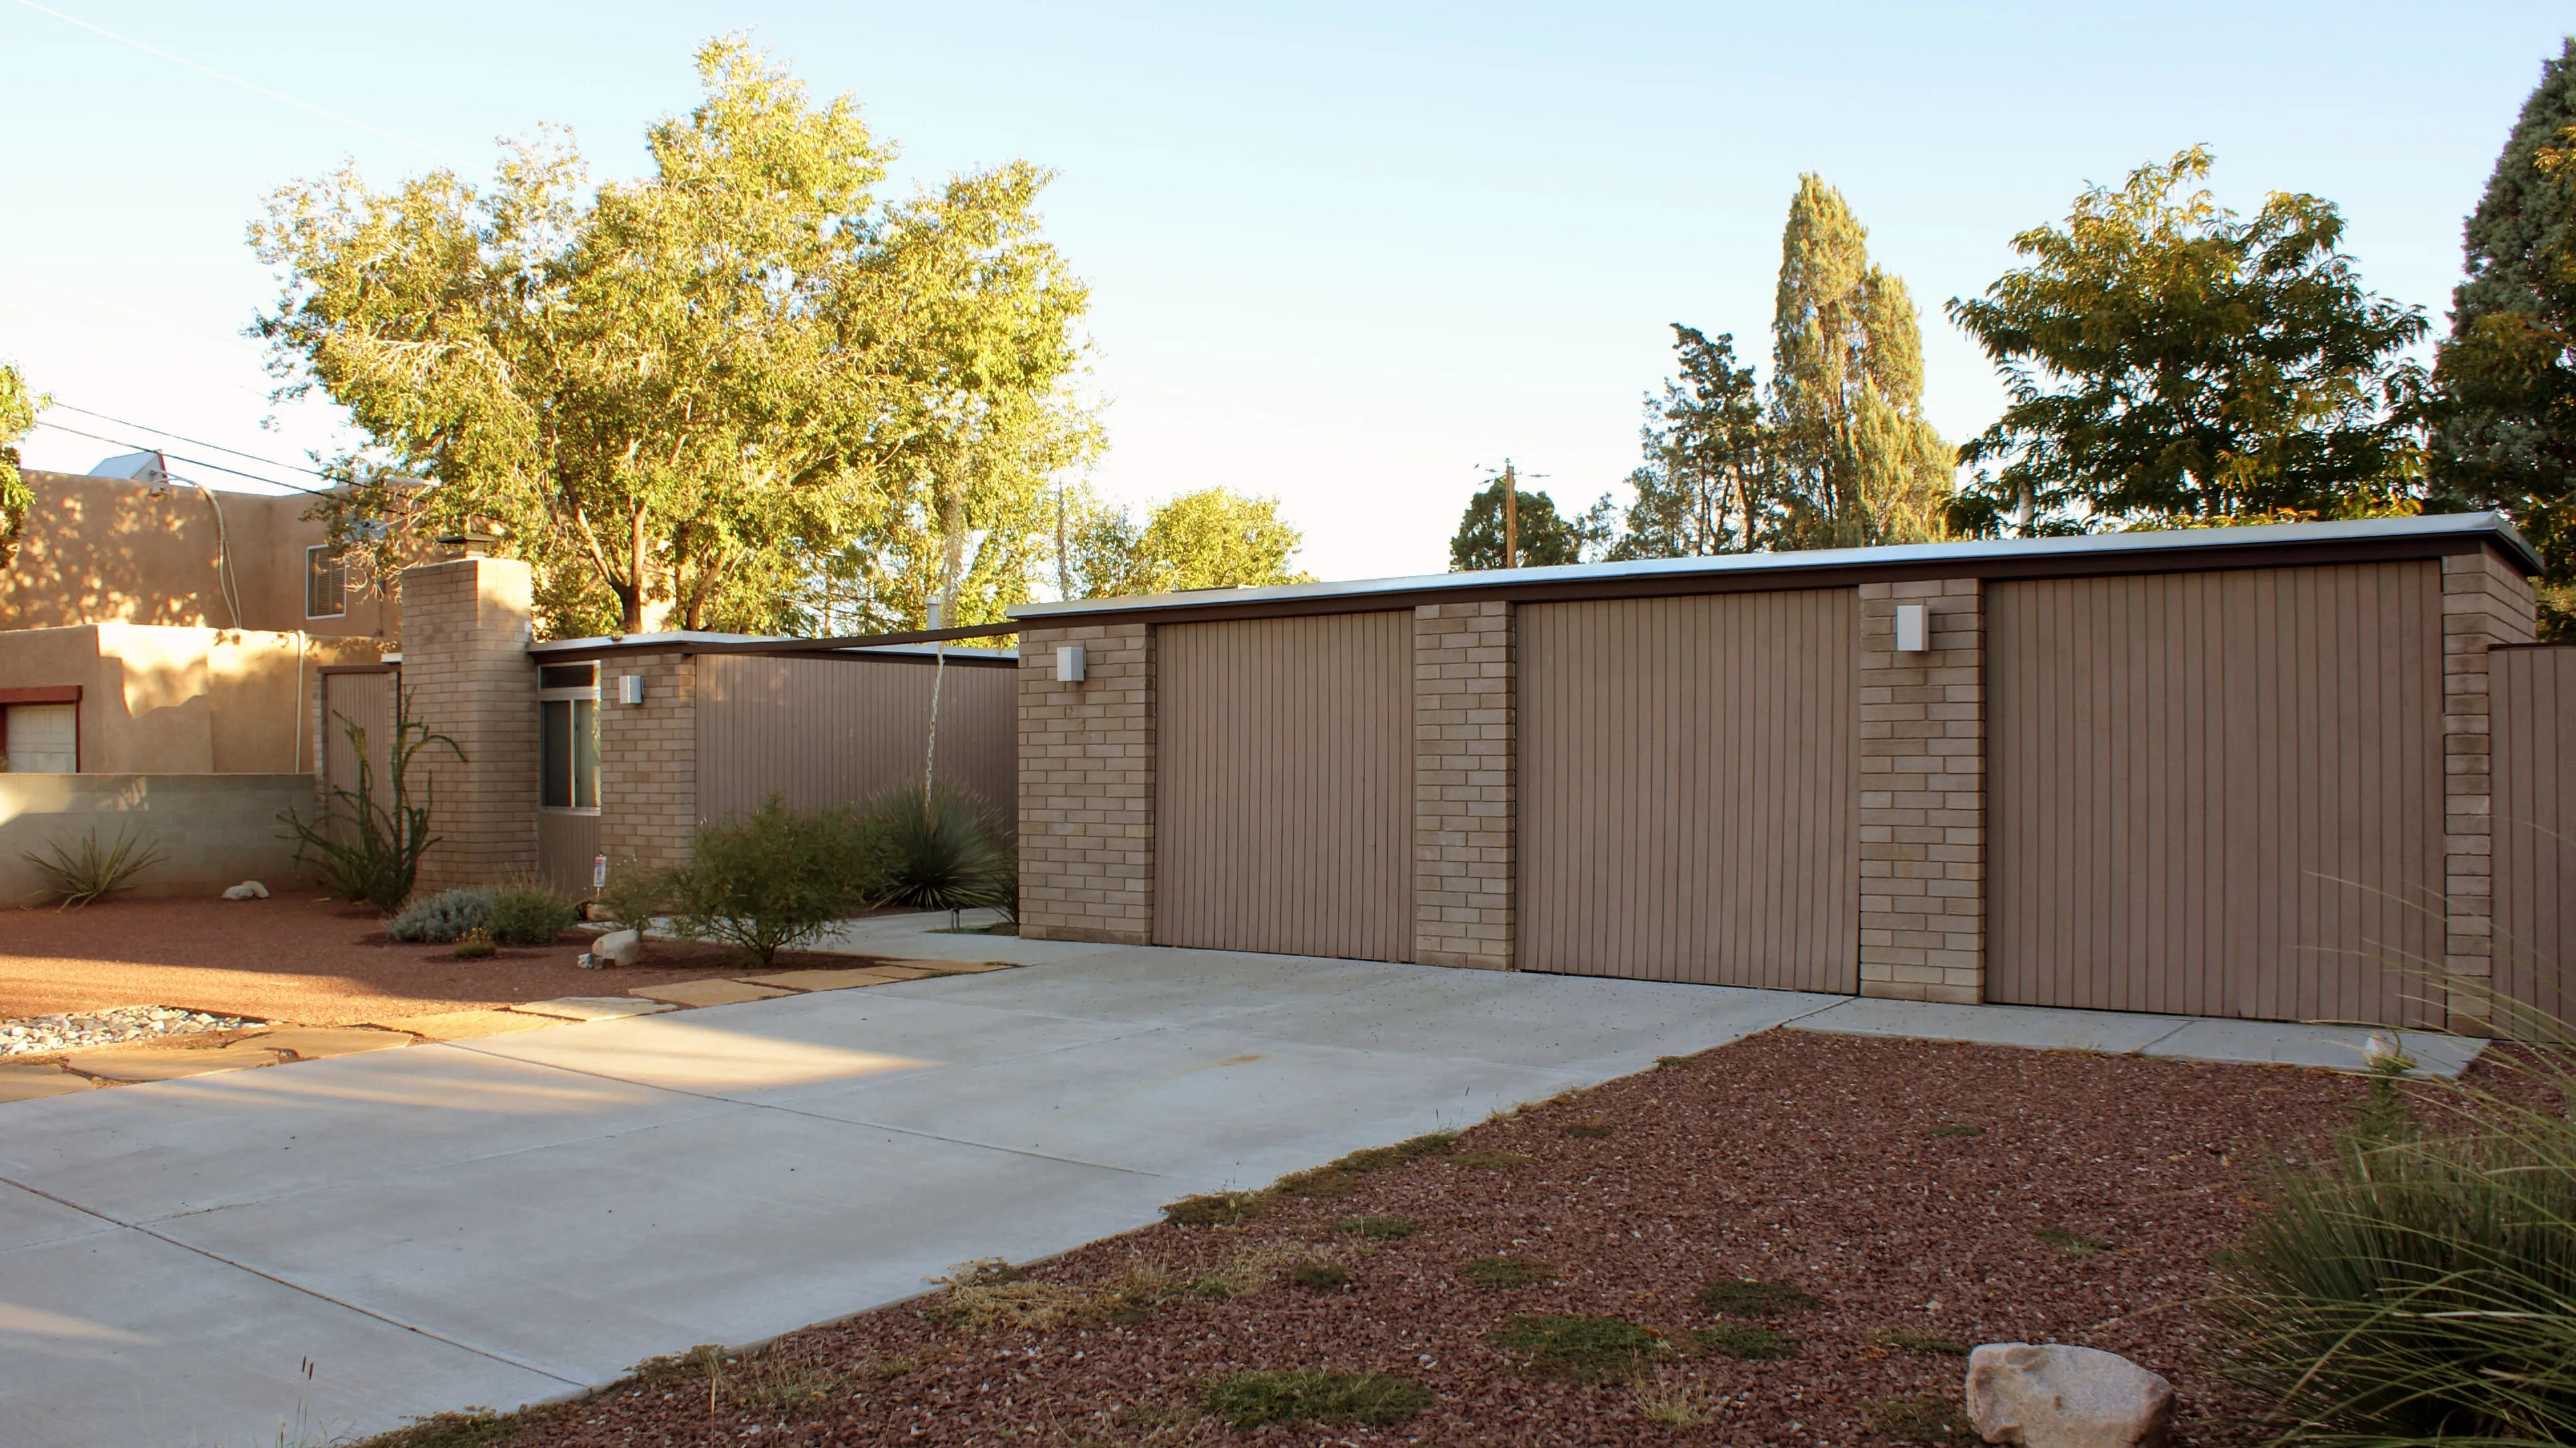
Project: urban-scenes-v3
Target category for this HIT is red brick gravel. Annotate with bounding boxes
[399,1029,2392,1448]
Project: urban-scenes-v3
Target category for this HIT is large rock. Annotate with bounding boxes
[1966,1343,2172,1448]
[594,928,644,966]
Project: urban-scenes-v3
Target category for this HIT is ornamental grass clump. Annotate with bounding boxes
[488,877,578,946]
[2211,1038,2576,1445]
[861,783,1016,918]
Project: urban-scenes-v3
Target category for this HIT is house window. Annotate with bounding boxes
[306,545,347,618]
[3,703,77,773]
[538,667,599,810]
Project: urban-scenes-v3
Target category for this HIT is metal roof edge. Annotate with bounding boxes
[1009,512,2541,622]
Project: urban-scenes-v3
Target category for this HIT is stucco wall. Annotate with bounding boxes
[0,624,377,773]
[0,773,312,904]
[1,470,397,639]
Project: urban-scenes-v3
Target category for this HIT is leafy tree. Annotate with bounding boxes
[1614,325,1781,558]
[0,361,45,567]
[1068,486,1313,597]
[2430,39,2576,630]
[1449,462,1599,570]
[252,37,1094,638]
[1771,176,1955,547]
[1947,148,2428,536]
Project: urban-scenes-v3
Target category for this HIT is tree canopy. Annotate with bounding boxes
[1947,148,2428,535]
[1614,326,1781,558]
[252,37,1096,637]
[1449,463,1599,571]
[1066,486,1311,598]
[0,361,39,567]
[2430,39,2576,623]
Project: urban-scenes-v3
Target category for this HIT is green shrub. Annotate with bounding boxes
[391,888,494,943]
[280,693,460,914]
[862,783,1016,917]
[23,826,164,908]
[591,857,669,936]
[488,878,577,946]
[666,796,879,967]
[2210,1051,2576,1445]
[1197,1370,1430,1430]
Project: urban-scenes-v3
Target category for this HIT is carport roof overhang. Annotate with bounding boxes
[1008,512,2543,628]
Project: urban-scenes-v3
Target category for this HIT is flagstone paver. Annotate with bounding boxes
[64,1040,286,1081]
[741,967,915,992]
[627,979,796,1007]
[510,997,680,1023]
[242,1025,414,1059]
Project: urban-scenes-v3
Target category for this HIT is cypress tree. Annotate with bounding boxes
[1770,176,1955,548]
[2431,38,2576,626]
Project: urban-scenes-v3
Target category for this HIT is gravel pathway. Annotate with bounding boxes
[0,1004,255,1056]
[365,1029,2388,1448]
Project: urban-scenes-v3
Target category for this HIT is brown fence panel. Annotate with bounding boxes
[538,810,601,898]
[1154,613,1413,960]
[697,653,1018,826]
[319,668,394,821]
[2492,645,2576,1031]
[1519,590,1859,990]
[1989,562,2444,1024]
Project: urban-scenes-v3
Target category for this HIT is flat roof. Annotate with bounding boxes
[528,630,1015,663]
[1010,512,2541,626]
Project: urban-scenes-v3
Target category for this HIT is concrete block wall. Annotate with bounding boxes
[1413,600,1515,969]
[2442,548,2540,1029]
[1017,622,1156,944]
[397,559,538,893]
[0,773,313,902]
[1855,580,1986,1003]
[598,651,700,874]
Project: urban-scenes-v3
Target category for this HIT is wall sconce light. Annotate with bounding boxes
[617,674,646,705]
[1056,644,1086,683]
[1894,603,1929,653]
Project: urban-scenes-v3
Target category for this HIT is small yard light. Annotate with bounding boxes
[1893,603,1929,653]
[1056,644,1086,683]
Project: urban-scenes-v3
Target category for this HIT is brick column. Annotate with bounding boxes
[1414,600,1515,969]
[396,558,538,895]
[1018,622,1155,944]
[2442,547,2538,1031]
[1856,579,1985,1003]
[598,651,699,874]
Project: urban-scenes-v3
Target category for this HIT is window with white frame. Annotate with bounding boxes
[538,663,599,810]
[306,545,347,618]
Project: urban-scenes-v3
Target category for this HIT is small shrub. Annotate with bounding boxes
[1288,1260,1348,1290]
[391,888,494,943]
[1695,1278,1819,1316]
[1452,1149,1535,1170]
[931,1259,1088,1331]
[667,796,880,967]
[23,826,165,908]
[452,928,496,960]
[1339,1216,1420,1239]
[1928,1123,1987,1139]
[1197,1370,1430,1430]
[862,783,1017,917]
[590,858,669,938]
[281,694,461,914]
[1633,1371,1714,1427]
[1456,1256,1557,1288]
[1865,1394,1979,1446]
[488,878,577,946]
[1491,1314,1667,1382]
[1874,1328,1971,1356]
[2032,1225,2105,1256]
[1162,1191,1263,1226]
[1696,1324,1800,1359]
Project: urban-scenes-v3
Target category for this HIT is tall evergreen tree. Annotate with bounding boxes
[1770,176,1955,548]
[2431,39,2576,629]
[1615,325,1781,558]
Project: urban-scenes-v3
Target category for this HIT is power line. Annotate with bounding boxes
[43,403,335,479]
[29,419,335,498]
[11,0,470,167]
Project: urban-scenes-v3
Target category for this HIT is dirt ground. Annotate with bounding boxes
[0,890,868,1025]
[367,1029,2396,1448]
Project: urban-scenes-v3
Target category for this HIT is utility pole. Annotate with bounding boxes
[1055,484,1070,600]
[1502,458,1519,570]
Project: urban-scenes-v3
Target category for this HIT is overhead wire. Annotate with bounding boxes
[43,402,336,478]
[29,419,335,497]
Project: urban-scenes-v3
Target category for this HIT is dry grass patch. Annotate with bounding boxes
[1694,1323,1800,1359]
[1865,1393,1980,1445]
[1694,1277,1818,1316]
[1454,1255,1559,1288]
[2032,1224,2106,1256]
[1160,1190,1262,1226]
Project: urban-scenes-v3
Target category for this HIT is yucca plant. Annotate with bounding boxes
[862,783,1017,920]
[23,825,165,908]
[2211,1037,2576,1446]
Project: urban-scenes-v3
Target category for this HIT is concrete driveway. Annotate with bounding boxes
[0,923,1842,1447]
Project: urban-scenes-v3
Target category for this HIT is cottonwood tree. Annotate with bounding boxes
[1770,176,1955,547]
[1615,325,1781,558]
[253,37,1095,637]
[1068,486,1313,598]
[0,361,40,566]
[2430,39,2576,632]
[1947,148,2427,536]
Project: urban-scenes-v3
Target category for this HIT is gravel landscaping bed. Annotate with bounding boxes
[0,1003,256,1056]
[371,1029,2389,1448]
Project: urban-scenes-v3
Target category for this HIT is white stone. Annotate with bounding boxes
[595,929,643,966]
[1967,1344,2172,1448]
[222,880,269,900]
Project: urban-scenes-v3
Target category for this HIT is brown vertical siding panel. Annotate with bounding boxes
[2492,647,2576,1031]
[536,811,601,896]
[1520,590,1857,990]
[1153,614,1412,961]
[1991,562,2443,1024]
[695,655,1018,825]
[321,671,394,804]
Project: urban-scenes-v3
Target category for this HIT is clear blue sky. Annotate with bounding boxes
[2,1,2568,584]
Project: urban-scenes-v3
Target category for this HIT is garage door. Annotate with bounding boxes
[1154,612,1413,960]
[1520,591,1858,990]
[1989,564,2443,1023]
